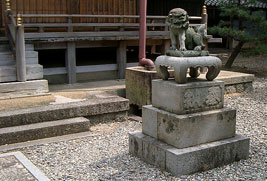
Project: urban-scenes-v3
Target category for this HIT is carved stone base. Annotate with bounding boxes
[155,55,222,84]
[166,50,209,57]
[152,79,224,114]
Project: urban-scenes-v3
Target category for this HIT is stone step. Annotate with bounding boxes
[0,96,129,128]
[0,37,9,44]
[0,52,14,60]
[0,59,15,66]
[0,64,43,83]
[0,44,10,51]
[0,117,90,145]
[0,80,49,100]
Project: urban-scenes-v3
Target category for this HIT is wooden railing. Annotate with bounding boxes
[18,14,203,31]
[5,0,26,82]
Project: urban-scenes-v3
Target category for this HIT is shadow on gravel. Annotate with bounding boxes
[86,153,170,180]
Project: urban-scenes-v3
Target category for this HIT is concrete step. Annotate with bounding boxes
[0,117,90,145]
[0,64,43,83]
[0,96,129,128]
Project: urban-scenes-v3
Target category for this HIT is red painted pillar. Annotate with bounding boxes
[138,0,154,70]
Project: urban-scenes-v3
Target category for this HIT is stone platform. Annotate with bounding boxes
[129,132,249,176]
[0,79,49,100]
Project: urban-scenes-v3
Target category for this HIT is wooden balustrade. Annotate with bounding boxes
[5,0,27,82]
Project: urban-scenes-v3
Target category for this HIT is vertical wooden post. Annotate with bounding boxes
[65,42,76,84]
[116,41,127,79]
[119,17,124,31]
[16,14,27,82]
[201,5,208,51]
[68,17,73,32]
[201,5,208,28]
[6,0,11,11]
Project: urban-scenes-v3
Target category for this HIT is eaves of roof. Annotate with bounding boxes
[204,0,267,8]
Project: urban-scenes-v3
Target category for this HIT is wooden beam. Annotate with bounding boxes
[43,63,138,75]
[65,42,76,84]
[116,41,127,79]
[24,31,170,39]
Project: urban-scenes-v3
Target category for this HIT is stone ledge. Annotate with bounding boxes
[0,96,129,128]
[0,80,49,100]
[129,132,249,176]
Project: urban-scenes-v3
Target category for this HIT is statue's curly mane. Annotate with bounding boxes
[167,8,189,30]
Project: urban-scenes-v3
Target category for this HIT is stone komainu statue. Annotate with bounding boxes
[167,8,207,52]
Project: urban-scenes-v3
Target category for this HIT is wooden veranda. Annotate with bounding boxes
[0,0,221,84]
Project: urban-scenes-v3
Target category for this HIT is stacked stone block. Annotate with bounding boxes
[129,79,249,176]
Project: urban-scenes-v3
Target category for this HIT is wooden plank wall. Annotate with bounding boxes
[147,0,204,16]
[0,0,137,26]
[1,0,4,28]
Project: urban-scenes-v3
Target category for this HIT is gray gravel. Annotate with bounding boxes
[18,77,267,180]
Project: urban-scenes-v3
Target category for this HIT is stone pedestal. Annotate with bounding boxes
[152,79,224,114]
[129,78,249,176]
[142,105,236,148]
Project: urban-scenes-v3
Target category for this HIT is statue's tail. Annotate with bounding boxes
[195,24,208,40]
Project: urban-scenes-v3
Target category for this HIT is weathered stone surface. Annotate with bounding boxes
[129,132,250,176]
[129,132,146,158]
[126,66,160,107]
[129,132,172,170]
[142,105,236,148]
[0,80,49,100]
[166,50,209,57]
[126,68,254,108]
[0,96,129,128]
[166,134,250,176]
[142,106,158,138]
[152,79,224,114]
[0,117,90,145]
[155,56,222,83]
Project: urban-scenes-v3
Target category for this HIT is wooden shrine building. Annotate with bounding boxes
[0,0,215,84]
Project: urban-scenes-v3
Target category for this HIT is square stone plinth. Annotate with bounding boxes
[152,79,224,114]
[129,132,249,176]
[142,105,236,148]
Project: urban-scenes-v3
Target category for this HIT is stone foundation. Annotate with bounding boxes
[129,132,249,176]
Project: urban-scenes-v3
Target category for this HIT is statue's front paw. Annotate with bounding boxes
[169,46,177,51]
[179,47,187,51]
[194,46,202,51]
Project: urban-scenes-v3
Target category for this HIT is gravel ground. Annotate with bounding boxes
[17,77,267,180]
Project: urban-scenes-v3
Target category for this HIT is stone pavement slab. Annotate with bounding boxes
[0,152,49,181]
